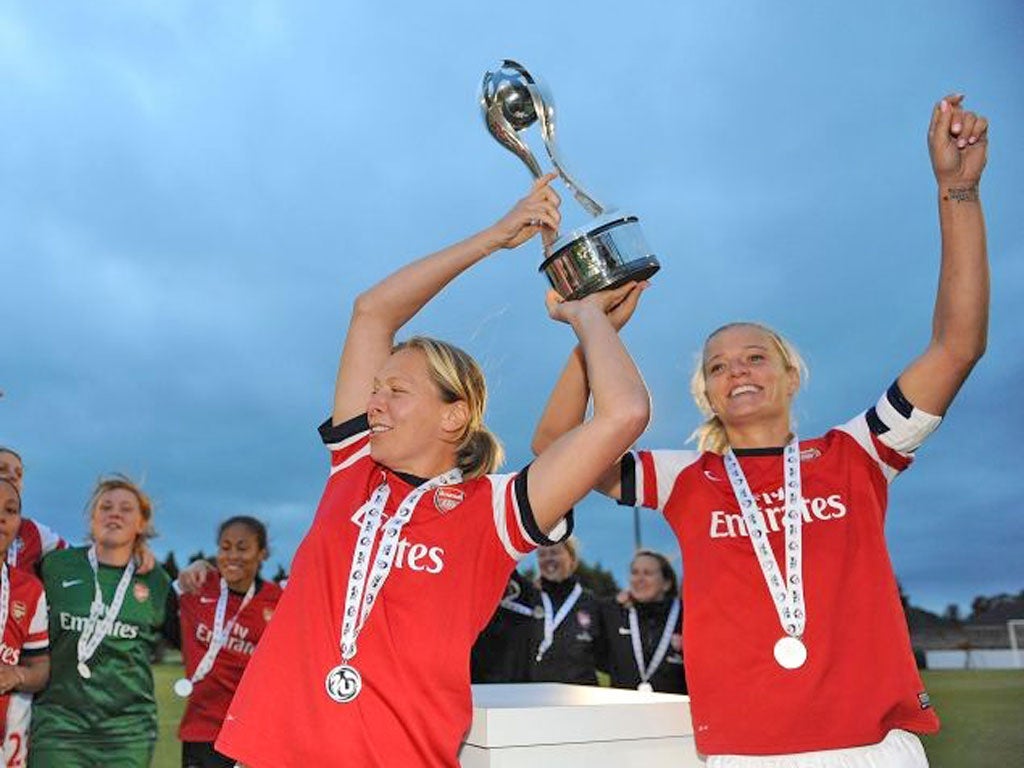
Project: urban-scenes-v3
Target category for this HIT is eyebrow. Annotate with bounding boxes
[705,344,770,363]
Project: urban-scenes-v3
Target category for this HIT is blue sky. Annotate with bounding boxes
[2,1,1021,614]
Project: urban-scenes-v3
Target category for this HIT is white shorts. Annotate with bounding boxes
[707,729,928,768]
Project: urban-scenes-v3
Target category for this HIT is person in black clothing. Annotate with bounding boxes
[600,550,686,693]
[529,537,606,685]
[471,569,540,683]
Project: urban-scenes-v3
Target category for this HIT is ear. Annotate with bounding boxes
[440,400,470,438]
[785,367,800,398]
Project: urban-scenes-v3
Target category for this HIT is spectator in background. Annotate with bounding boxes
[471,569,539,684]
[529,538,606,686]
[168,516,281,768]
[600,550,685,693]
[30,475,174,768]
[0,478,50,766]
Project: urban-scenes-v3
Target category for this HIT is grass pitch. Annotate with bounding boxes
[151,664,1024,767]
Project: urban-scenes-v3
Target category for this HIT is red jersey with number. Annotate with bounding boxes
[217,414,570,768]
[7,519,65,574]
[0,568,48,742]
[177,578,282,743]
[621,388,941,755]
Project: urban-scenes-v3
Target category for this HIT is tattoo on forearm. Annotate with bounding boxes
[944,185,979,203]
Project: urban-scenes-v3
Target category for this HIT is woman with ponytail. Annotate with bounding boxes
[533,94,990,766]
[215,174,650,768]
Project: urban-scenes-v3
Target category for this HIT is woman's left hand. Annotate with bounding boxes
[135,542,157,575]
[545,282,643,326]
[483,173,562,252]
[177,559,216,594]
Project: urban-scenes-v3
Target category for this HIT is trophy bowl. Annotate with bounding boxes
[481,60,661,299]
[540,213,659,300]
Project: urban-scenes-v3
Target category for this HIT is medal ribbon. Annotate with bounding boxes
[0,564,10,639]
[78,545,137,669]
[338,468,462,664]
[499,598,536,618]
[188,577,256,686]
[6,540,20,568]
[628,598,680,686]
[536,583,583,661]
[723,438,806,641]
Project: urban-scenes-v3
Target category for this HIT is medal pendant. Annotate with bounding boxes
[773,636,807,669]
[637,682,654,693]
[325,664,362,703]
[77,662,92,679]
[173,678,194,698]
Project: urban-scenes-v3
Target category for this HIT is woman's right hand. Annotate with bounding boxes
[177,558,216,594]
[483,173,562,252]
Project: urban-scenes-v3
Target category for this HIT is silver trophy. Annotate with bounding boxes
[481,60,659,299]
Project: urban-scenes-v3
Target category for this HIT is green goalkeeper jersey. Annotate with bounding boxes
[31,546,172,745]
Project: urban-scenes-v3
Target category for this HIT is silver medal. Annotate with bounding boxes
[325,664,362,703]
[173,678,194,697]
[773,635,807,670]
[637,681,654,693]
[77,662,92,679]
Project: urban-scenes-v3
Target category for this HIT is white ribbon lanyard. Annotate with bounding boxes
[535,583,583,662]
[325,467,462,703]
[500,598,538,618]
[0,564,10,638]
[629,598,680,691]
[723,438,808,670]
[6,540,20,568]
[173,577,256,697]
[77,545,136,679]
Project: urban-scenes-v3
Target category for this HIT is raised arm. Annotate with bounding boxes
[898,94,989,415]
[531,283,646,501]
[527,285,651,533]
[332,175,561,425]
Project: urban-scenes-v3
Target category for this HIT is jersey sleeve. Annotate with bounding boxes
[34,520,67,557]
[486,464,574,562]
[319,413,372,476]
[618,449,702,512]
[837,381,943,483]
[21,590,49,656]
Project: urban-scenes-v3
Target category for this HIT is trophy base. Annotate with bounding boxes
[539,214,660,300]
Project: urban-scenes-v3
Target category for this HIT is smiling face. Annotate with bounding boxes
[216,522,267,592]
[366,347,467,477]
[0,452,24,494]
[0,482,22,558]
[702,324,799,430]
[537,543,576,583]
[629,553,672,604]
[90,488,147,550]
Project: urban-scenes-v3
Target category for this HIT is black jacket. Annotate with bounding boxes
[599,596,687,694]
[528,577,606,686]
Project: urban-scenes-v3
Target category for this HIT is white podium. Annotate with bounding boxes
[459,683,705,767]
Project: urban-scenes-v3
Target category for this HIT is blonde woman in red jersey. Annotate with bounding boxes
[533,95,989,766]
[214,175,650,768]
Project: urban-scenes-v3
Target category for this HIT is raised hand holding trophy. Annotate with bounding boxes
[481,60,660,299]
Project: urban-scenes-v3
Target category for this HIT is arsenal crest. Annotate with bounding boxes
[433,487,465,514]
[576,610,591,630]
[800,447,822,462]
[11,600,26,621]
[263,606,275,622]
[133,582,150,603]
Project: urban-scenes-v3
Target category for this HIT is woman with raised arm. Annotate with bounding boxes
[215,175,650,768]
[532,94,989,766]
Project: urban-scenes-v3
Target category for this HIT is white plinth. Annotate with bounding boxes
[459,683,705,767]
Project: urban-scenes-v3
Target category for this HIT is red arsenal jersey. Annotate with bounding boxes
[177,577,282,743]
[621,386,941,755]
[7,519,65,574]
[0,567,48,742]
[216,414,570,767]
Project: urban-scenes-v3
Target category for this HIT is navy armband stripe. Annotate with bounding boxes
[319,413,370,445]
[886,381,914,419]
[515,464,575,546]
[866,406,889,436]
[618,452,637,507]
